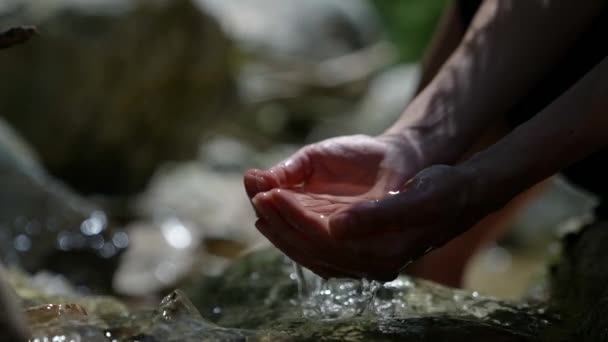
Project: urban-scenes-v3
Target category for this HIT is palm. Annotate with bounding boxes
[245,135,417,199]
[244,135,429,279]
[296,136,399,196]
[252,188,423,280]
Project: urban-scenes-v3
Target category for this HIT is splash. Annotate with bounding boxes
[291,263,382,319]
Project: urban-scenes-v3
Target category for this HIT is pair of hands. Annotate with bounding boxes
[244,134,484,281]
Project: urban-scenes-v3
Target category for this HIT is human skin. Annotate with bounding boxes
[244,0,608,281]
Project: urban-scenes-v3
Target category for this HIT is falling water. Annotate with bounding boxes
[291,262,383,319]
[292,261,308,299]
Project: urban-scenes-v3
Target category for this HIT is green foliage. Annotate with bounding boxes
[371,0,447,62]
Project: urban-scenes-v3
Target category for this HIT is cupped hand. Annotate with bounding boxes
[245,134,425,199]
[245,135,482,281]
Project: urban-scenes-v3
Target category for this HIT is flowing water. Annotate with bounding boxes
[7,248,559,341]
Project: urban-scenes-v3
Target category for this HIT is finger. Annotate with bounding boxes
[270,189,331,238]
[269,190,404,276]
[244,169,272,199]
[328,190,434,239]
[269,148,313,188]
[244,147,313,198]
[255,219,349,280]
[253,194,360,278]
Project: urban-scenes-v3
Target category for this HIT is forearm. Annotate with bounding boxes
[386,0,605,164]
[462,57,608,214]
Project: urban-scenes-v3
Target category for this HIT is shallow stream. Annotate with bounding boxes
[12,248,557,341]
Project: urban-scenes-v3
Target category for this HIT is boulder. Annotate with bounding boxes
[0,0,236,195]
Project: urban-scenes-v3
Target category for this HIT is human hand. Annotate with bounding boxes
[244,134,466,280]
[245,134,427,200]
[249,162,483,281]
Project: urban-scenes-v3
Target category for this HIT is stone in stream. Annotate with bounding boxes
[13,235,608,341]
[4,260,545,342]
[547,221,608,341]
[0,263,30,342]
[185,248,554,340]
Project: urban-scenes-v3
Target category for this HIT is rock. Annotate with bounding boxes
[0,0,237,195]
[9,268,254,341]
[9,243,602,341]
[0,119,127,291]
[504,176,598,248]
[308,63,420,140]
[113,219,204,296]
[0,263,30,342]
[134,162,264,247]
[0,26,37,50]
[548,222,608,341]
[186,248,554,340]
[197,0,381,61]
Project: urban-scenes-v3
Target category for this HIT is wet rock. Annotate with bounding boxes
[0,0,237,195]
[549,222,608,341]
[0,25,37,50]
[2,245,581,341]
[187,248,554,340]
[0,119,127,291]
[0,263,30,342]
[134,162,264,248]
[10,268,254,341]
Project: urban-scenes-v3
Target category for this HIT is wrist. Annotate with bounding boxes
[382,90,475,166]
[458,151,521,218]
[379,125,461,168]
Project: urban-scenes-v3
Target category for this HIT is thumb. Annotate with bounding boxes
[268,147,313,188]
[244,147,313,198]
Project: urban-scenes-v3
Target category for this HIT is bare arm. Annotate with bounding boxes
[385,0,606,165]
[465,56,608,214]
[328,57,607,254]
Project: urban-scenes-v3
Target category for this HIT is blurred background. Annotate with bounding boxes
[0,0,597,305]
